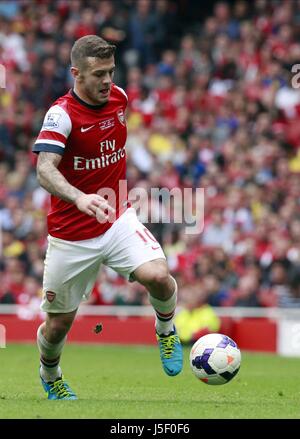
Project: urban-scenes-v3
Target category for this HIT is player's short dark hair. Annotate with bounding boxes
[71,35,116,68]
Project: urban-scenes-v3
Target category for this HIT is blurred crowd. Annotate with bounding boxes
[1,0,300,312]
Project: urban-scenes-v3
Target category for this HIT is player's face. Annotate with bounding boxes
[79,57,115,105]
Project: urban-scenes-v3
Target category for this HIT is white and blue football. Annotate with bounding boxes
[190,333,241,385]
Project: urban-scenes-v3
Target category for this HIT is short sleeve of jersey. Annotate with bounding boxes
[114,85,128,107]
[33,104,72,155]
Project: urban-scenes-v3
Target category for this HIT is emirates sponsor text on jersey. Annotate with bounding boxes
[74,141,126,170]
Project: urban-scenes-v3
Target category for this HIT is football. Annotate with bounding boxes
[190,333,241,385]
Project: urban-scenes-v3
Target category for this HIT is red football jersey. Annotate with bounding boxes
[33,84,128,241]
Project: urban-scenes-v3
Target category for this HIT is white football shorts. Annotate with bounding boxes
[41,208,166,313]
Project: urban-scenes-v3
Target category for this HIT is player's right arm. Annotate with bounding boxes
[36,152,113,218]
[34,104,114,220]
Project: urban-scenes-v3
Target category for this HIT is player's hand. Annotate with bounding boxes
[75,193,115,220]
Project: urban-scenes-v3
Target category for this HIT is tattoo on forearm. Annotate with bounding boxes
[37,152,83,204]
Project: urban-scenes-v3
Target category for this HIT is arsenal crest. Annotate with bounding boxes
[117,109,125,126]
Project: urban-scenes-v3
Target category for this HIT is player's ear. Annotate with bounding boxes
[70,66,83,82]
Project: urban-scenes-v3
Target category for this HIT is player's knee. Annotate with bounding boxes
[145,264,170,288]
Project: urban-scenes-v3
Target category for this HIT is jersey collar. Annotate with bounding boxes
[71,89,108,110]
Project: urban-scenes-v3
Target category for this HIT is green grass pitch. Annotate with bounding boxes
[0,343,299,419]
